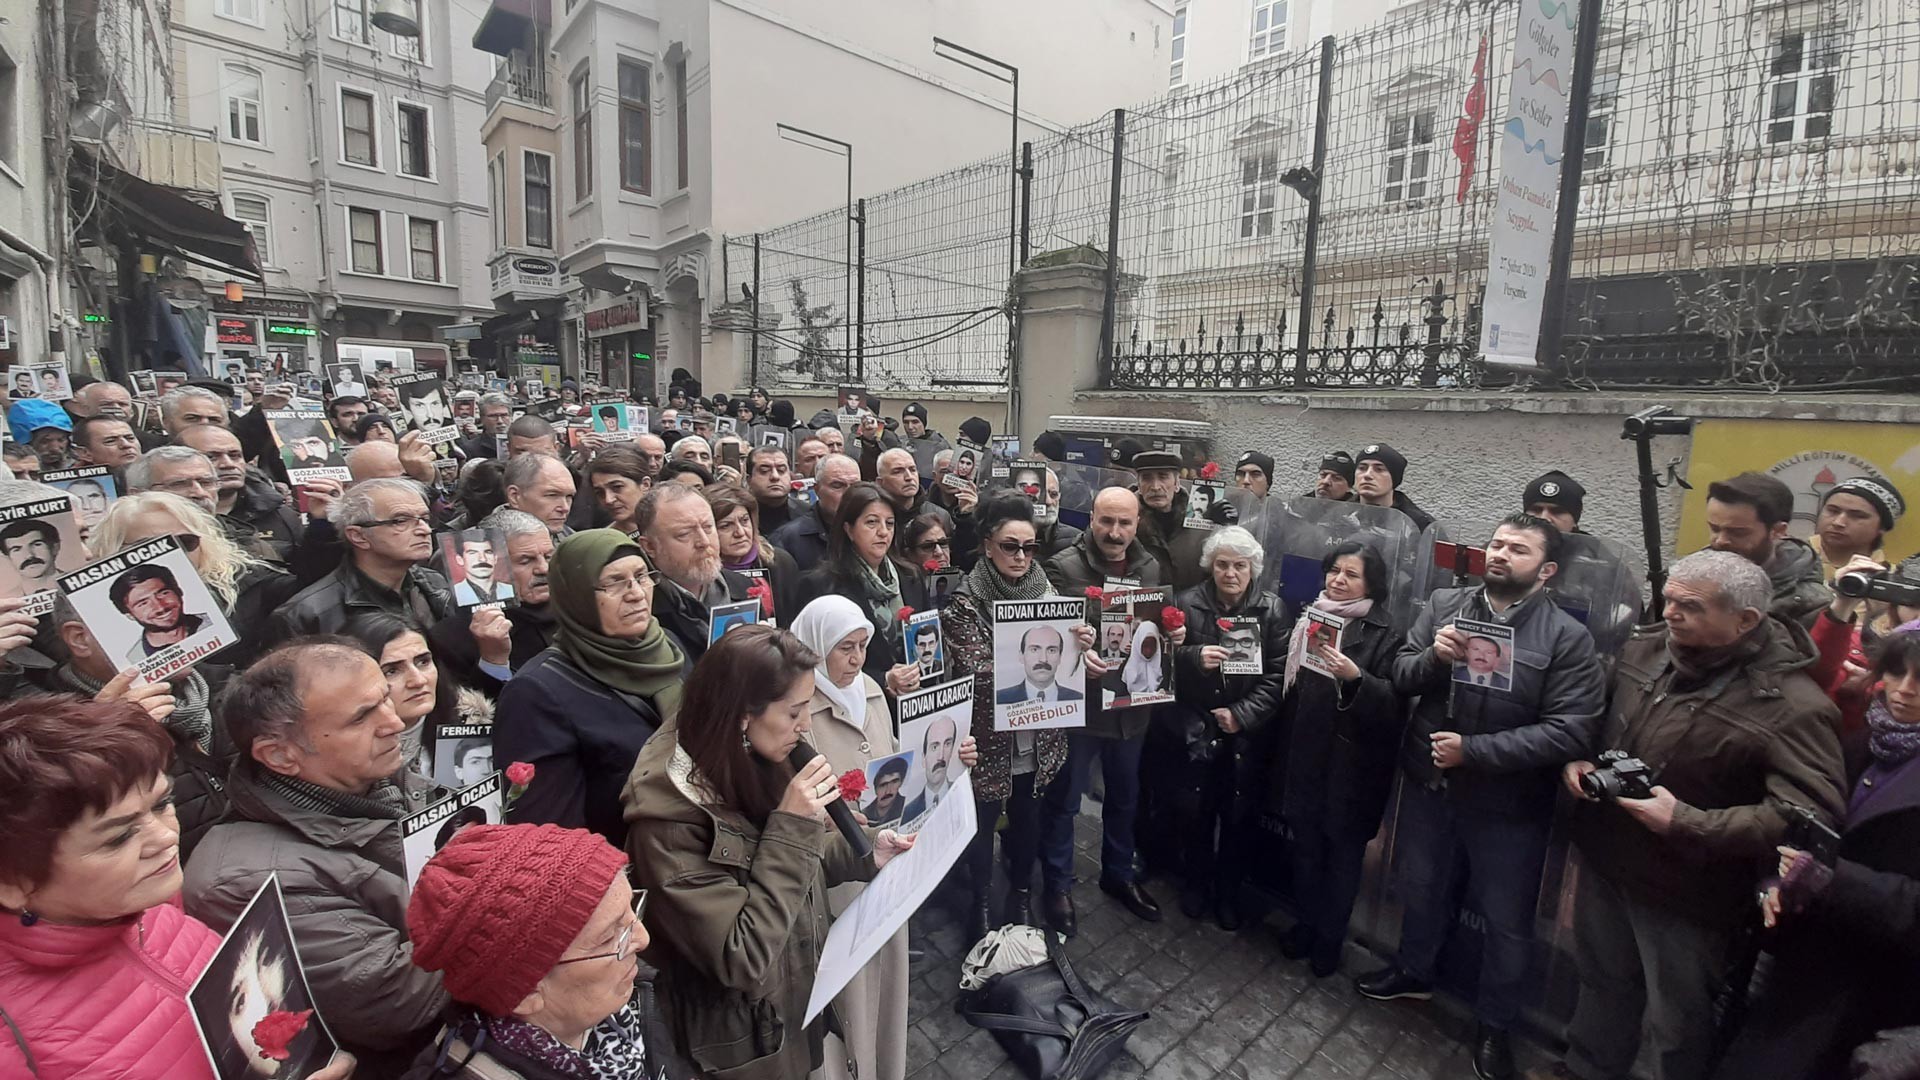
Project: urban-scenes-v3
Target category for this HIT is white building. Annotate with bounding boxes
[470,0,1176,396]
[169,0,496,374]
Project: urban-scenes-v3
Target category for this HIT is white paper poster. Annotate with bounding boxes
[1478,0,1579,368]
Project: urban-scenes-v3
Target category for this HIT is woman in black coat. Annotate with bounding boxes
[1169,524,1295,931]
[1273,540,1408,978]
[1712,623,1920,1080]
[794,482,930,696]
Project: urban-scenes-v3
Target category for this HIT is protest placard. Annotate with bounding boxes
[392,372,458,446]
[0,495,82,615]
[991,599,1088,732]
[1453,617,1516,691]
[901,608,945,679]
[43,466,115,543]
[895,676,971,832]
[266,409,349,483]
[401,774,504,892]
[1221,613,1266,676]
[440,528,516,608]
[1097,588,1174,710]
[188,875,341,1080]
[59,534,236,680]
[431,724,495,790]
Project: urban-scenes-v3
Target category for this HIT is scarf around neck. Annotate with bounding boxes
[1669,619,1769,689]
[57,664,212,751]
[550,529,687,719]
[855,555,905,629]
[1284,593,1375,693]
[965,555,1054,606]
[455,1000,649,1080]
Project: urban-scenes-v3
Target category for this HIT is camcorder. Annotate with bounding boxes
[1620,405,1695,439]
[1835,569,1920,608]
[1783,803,1842,866]
[1579,749,1658,801]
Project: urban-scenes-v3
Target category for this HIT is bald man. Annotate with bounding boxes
[872,446,952,538]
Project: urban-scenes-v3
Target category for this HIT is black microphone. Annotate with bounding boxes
[788,742,874,860]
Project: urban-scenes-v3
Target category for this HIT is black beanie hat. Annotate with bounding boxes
[1354,443,1407,487]
[1033,431,1066,461]
[1825,476,1906,532]
[1523,471,1587,522]
[1235,451,1275,485]
[903,402,929,424]
[1318,451,1356,485]
[958,416,991,445]
[769,400,795,426]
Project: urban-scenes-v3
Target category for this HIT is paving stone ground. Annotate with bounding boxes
[902,811,1560,1080]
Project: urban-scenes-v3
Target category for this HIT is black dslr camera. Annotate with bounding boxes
[1835,569,1920,608]
[1580,750,1658,801]
[1782,803,1842,865]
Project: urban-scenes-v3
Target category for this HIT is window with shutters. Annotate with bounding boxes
[231,194,272,267]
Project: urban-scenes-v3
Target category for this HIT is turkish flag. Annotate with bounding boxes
[1454,35,1489,204]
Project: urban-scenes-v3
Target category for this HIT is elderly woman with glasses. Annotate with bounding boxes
[942,491,1105,942]
[403,824,682,1080]
[495,529,690,847]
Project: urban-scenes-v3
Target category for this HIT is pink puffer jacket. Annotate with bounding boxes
[0,898,220,1079]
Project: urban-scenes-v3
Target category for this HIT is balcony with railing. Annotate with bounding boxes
[486,51,553,113]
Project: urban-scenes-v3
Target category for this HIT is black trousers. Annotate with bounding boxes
[969,772,1041,896]
[1287,822,1373,971]
[1183,751,1254,894]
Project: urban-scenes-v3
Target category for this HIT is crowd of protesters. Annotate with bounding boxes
[0,364,1914,1080]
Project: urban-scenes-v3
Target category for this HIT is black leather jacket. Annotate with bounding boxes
[267,557,453,645]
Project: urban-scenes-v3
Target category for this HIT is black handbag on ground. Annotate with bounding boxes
[958,931,1149,1080]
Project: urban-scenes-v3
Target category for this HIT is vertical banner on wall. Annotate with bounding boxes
[1478,0,1579,368]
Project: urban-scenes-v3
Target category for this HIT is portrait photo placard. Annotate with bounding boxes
[895,676,972,832]
[1220,614,1265,676]
[1097,588,1174,710]
[439,528,515,609]
[0,495,84,615]
[991,599,1088,732]
[626,404,651,434]
[392,372,458,446]
[7,363,72,402]
[1298,610,1348,679]
[946,439,985,490]
[59,534,236,681]
[401,773,504,893]
[266,409,349,483]
[901,609,945,679]
[587,397,634,442]
[1183,481,1225,529]
[188,875,341,1080]
[861,751,915,828]
[1006,461,1049,516]
[988,436,1020,479]
[1453,617,1516,692]
[324,362,369,398]
[708,598,760,645]
[42,466,116,544]
[431,723,495,790]
[129,370,158,398]
[927,568,961,608]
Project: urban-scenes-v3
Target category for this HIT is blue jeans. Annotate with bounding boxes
[1391,780,1551,1030]
[1040,731,1145,894]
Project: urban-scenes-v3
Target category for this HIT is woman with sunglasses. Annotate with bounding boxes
[623,624,913,1080]
[405,823,683,1080]
[89,490,300,664]
[794,483,929,696]
[942,491,1106,941]
[707,483,800,626]
[900,513,954,571]
[495,530,690,847]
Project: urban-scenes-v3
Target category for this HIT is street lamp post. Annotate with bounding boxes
[775,123,856,379]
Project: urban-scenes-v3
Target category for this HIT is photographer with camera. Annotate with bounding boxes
[1543,550,1846,1080]
[1809,553,1920,763]
[1706,616,1920,1080]
[1812,477,1903,584]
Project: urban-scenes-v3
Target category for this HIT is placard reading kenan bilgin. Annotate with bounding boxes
[58,534,236,681]
[991,599,1088,732]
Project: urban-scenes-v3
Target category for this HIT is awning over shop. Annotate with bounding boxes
[70,145,262,281]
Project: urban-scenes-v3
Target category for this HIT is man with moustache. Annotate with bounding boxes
[745,445,808,535]
[429,509,556,695]
[901,714,961,823]
[634,482,752,658]
[1356,513,1604,1080]
[177,423,304,563]
[1040,485,1174,931]
[63,478,111,545]
[1309,451,1356,501]
[0,517,63,591]
[268,478,452,642]
[108,564,209,666]
[1130,448,1210,592]
[449,529,512,606]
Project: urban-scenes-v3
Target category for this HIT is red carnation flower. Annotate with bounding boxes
[922,558,943,573]
[504,761,536,787]
[1084,586,1104,602]
[251,1009,312,1062]
[1198,462,1221,480]
[1217,618,1236,631]
[1161,606,1186,630]
[790,479,806,491]
[837,769,868,802]
[747,580,775,616]
[896,605,915,622]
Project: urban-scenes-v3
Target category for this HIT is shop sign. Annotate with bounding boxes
[585,294,648,338]
[489,253,567,300]
[216,317,257,346]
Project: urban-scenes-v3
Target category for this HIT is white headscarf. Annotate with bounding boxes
[790,594,876,723]
[1122,620,1163,694]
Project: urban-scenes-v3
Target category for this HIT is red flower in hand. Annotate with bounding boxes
[896,605,915,622]
[1217,618,1236,631]
[922,558,943,573]
[504,761,536,787]
[790,479,807,491]
[1198,462,1221,480]
[747,580,775,616]
[251,1009,313,1062]
[1161,606,1187,630]
[837,769,867,802]
[1084,586,1104,602]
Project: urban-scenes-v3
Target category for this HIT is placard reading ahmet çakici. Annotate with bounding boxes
[0,495,84,616]
[59,534,236,680]
[991,599,1088,732]
[266,409,349,483]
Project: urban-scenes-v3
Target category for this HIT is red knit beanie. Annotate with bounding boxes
[407,823,629,1016]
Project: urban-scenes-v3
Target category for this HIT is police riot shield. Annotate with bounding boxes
[981,461,1135,536]
[1256,496,1424,632]
[1407,519,1641,656]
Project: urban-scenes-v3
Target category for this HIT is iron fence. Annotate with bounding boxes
[730,0,1920,395]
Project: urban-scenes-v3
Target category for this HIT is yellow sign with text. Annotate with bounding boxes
[1679,418,1920,563]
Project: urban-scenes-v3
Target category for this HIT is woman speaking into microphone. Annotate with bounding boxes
[621,624,914,1080]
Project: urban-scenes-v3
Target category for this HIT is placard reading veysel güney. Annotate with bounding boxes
[990,599,1089,732]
